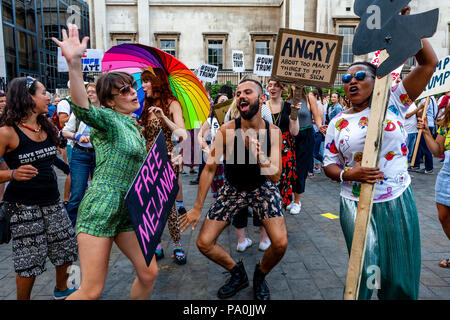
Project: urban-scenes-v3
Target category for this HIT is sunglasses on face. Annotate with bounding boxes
[113,81,138,96]
[342,71,375,84]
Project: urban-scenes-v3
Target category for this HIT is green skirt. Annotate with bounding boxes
[340,185,421,300]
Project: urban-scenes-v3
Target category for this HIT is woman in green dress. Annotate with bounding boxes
[52,24,158,300]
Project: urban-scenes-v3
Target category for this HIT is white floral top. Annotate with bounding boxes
[324,82,412,203]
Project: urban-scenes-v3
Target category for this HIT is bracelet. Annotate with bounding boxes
[11,169,15,181]
[339,170,345,183]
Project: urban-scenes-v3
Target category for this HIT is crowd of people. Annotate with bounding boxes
[0,21,448,301]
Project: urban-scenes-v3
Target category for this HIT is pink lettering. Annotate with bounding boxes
[134,175,144,207]
[151,143,162,169]
[140,165,153,192]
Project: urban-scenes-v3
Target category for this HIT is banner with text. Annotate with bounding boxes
[58,48,104,73]
[125,131,179,266]
[253,54,274,77]
[232,50,245,73]
[197,64,219,83]
[272,28,343,88]
[418,55,450,100]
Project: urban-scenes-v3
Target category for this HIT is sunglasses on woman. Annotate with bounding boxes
[113,81,138,96]
[342,71,375,84]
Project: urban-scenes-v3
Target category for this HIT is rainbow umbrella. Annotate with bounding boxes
[101,43,210,130]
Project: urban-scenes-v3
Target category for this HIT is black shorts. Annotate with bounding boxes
[207,180,284,224]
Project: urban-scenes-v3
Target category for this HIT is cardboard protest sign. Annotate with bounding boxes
[212,99,233,125]
[58,48,103,73]
[197,64,219,83]
[232,50,245,73]
[417,55,450,100]
[271,29,343,88]
[125,131,179,266]
[253,54,274,77]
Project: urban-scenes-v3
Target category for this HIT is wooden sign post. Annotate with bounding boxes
[343,51,392,300]
[410,97,431,166]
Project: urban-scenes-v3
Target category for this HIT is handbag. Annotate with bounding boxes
[0,201,11,244]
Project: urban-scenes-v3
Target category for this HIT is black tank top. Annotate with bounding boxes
[224,117,271,192]
[3,125,60,205]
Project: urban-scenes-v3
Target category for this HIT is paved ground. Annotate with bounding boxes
[0,158,449,300]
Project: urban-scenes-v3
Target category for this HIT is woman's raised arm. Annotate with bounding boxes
[52,24,90,109]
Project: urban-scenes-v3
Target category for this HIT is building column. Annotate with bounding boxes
[138,0,150,45]
[289,0,305,31]
[93,0,107,50]
[0,17,6,81]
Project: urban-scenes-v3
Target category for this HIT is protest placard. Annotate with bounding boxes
[58,48,103,73]
[417,55,450,100]
[197,63,219,83]
[125,131,179,266]
[253,54,274,77]
[271,28,343,88]
[232,50,245,73]
[212,99,233,126]
[371,50,404,86]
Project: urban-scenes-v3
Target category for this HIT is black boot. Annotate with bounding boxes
[217,260,249,299]
[253,263,270,300]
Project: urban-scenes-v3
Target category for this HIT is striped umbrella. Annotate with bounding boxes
[102,43,209,129]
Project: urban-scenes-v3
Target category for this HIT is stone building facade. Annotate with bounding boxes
[86,0,449,85]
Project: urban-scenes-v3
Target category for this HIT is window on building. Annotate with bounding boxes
[2,0,14,24]
[116,39,131,45]
[339,26,355,64]
[208,40,223,69]
[255,40,270,56]
[160,40,176,56]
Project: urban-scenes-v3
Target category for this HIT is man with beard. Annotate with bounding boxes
[179,79,287,300]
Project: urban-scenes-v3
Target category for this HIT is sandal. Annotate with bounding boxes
[439,259,450,268]
[172,243,187,265]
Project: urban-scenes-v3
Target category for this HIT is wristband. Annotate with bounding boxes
[75,134,82,142]
[11,169,15,181]
[339,170,345,183]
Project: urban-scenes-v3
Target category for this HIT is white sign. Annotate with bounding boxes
[58,48,104,73]
[232,50,245,73]
[253,54,274,77]
[418,55,450,100]
[371,50,403,86]
[197,64,219,83]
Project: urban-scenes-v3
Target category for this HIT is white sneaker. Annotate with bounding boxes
[290,202,302,215]
[286,202,294,211]
[258,239,271,251]
[236,238,253,252]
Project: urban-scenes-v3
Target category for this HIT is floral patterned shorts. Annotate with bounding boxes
[7,201,78,278]
[207,179,284,223]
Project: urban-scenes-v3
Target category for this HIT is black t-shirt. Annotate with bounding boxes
[3,125,60,205]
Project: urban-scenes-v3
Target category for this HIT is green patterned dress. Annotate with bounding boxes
[69,100,147,237]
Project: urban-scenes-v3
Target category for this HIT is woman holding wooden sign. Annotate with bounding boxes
[323,39,437,300]
[52,24,159,300]
[417,102,450,269]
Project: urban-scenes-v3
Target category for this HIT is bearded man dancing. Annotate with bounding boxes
[179,78,288,300]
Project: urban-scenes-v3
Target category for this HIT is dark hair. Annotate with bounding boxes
[96,72,135,108]
[0,92,5,98]
[0,77,59,146]
[218,85,234,99]
[140,68,177,124]
[238,78,263,96]
[312,88,324,104]
[331,92,340,99]
[348,61,377,76]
